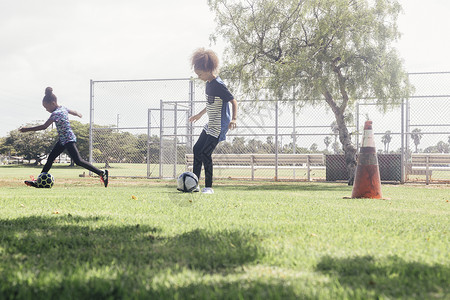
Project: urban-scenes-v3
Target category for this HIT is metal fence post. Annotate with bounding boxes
[404,86,411,183]
[89,79,94,176]
[275,100,279,181]
[147,109,151,178]
[401,99,405,183]
[356,102,360,153]
[173,103,178,178]
[159,99,163,179]
[292,88,297,179]
[189,79,195,150]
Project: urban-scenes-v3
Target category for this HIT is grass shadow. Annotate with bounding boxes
[0,215,265,299]
[316,255,449,299]
[0,164,84,169]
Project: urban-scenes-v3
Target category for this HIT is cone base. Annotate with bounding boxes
[343,196,391,200]
[351,164,382,199]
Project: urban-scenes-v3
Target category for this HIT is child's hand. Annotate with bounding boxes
[228,120,237,130]
[189,114,201,123]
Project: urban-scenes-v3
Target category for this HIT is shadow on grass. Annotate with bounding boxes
[0,164,84,169]
[1,215,290,299]
[316,255,449,299]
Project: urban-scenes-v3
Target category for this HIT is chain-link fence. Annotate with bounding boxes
[89,72,450,183]
[89,79,193,178]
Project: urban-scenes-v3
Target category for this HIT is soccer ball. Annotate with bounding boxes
[177,172,198,192]
[37,172,55,188]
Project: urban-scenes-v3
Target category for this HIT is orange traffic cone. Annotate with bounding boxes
[350,120,383,199]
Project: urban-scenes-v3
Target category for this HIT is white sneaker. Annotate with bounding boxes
[201,187,214,194]
[192,186,200,192]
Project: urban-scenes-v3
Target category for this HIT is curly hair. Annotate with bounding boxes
[191,48,219,73]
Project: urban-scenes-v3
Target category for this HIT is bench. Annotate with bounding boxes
[409,154,450,184]
[185,153,325,181]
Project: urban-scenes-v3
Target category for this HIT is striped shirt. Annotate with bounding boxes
[203,77,234,142]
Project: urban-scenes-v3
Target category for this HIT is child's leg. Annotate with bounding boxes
[65,142,103,176]
[42,141,66,173]
[193,130,208,181]
[198,135,219,188]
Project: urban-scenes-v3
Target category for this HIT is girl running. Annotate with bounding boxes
[20,87,109,187]
[189,48,238,194]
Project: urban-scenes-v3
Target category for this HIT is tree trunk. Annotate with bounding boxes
[323,90,357,185]
[334,112,357,185]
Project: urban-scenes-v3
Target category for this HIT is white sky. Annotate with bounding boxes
[0,0,449,137]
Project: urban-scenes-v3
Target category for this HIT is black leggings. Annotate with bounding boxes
[42,141,103,176]
[193,130,219,188]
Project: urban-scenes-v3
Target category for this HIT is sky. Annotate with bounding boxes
[0,0,449,138]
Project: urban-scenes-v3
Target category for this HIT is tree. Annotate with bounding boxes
[0,137,14,156]
[215,140,233,154]
[423,141,449,154]
[5,126,56,164]
[436,141,449,154]
[70,121,90,160]
[209,0,412,184]
[264,136,275,153]
[410,128,423,153]
[330,121,339,144]
[323,136,331,151]
[231,137,246,153]
[247,138,264,153]
[381,130,392,153]
[332,141,342,154]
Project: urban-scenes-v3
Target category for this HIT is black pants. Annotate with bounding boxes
[193,130,219,188]
[42,141,103,176]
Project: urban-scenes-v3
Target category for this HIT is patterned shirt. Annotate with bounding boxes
[50,106,77,145]
[203,76,234,142]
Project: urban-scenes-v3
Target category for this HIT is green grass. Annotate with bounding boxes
[0,166,449,299]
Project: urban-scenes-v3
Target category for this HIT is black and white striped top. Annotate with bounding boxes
[203,76,234,142]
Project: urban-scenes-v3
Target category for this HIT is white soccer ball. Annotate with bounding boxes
[177,172,198,192]
[37,172,55,188]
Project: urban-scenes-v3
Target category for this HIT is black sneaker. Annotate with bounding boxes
[24,180,38,188]
[100,170,109,187]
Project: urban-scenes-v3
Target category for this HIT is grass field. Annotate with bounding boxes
[0,165,449,299]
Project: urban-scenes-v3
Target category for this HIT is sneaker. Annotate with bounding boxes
[192,186,200,192]
[24,180,38,188]
[201,187,214,194]
[100,170,109,187]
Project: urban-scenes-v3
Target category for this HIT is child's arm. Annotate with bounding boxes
[228,99,238,130]
[19,118,54,133]
[67,109,82,118]
[189,108,207,123]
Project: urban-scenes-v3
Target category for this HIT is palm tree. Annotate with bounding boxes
[381,131,392,153]
[324,136,331,151]
[411,128,423,153]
